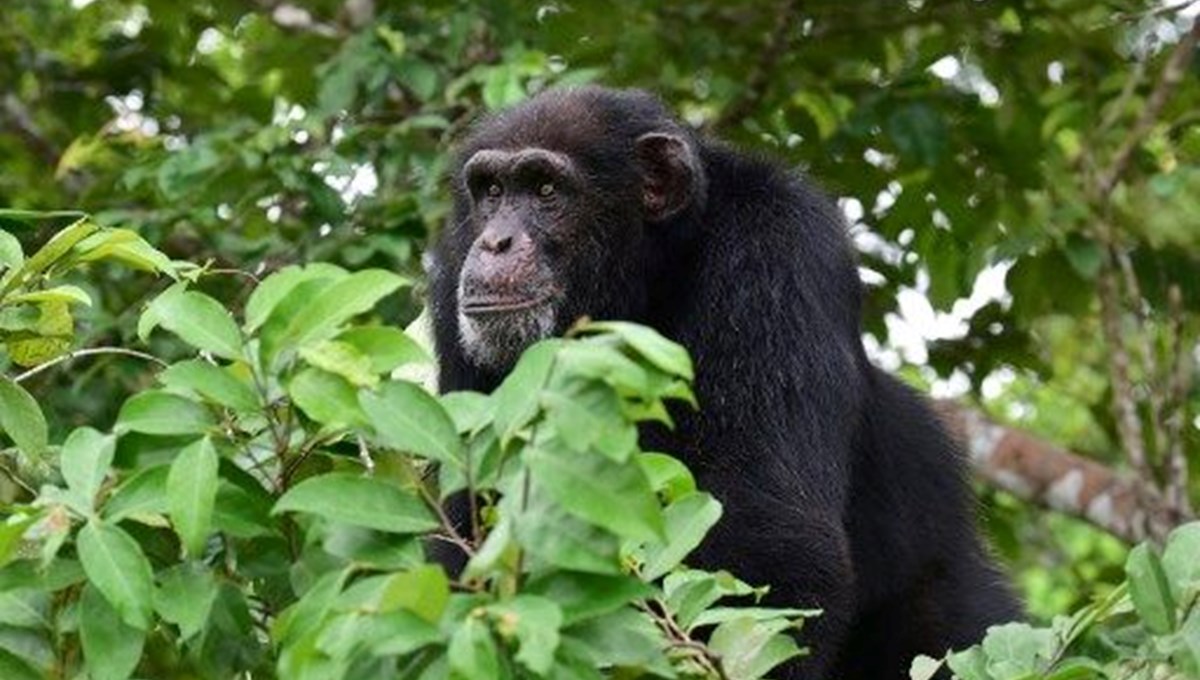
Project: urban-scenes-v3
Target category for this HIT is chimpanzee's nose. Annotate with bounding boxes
[480,233,513,254]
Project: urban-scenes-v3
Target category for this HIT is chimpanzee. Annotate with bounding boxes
[428,86,1020,679]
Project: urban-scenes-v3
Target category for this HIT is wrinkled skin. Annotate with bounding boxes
[429,86,1020,679]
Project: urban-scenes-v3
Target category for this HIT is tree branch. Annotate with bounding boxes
[1,94,60,167]
[13,347,167,384]
[253,0,342,37]
[1096,243,1152,480]
[937,401,1190,544]
[1096,16,1200,196]
[1163,285,1194,516]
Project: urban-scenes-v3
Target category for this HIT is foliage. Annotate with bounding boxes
[912,521,1200,680]
[0,217,811,679]
[1,0,1199,675]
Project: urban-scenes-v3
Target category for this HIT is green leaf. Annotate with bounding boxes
[366,610,444,656]
[540,384,626,457]
[553,342,648,393]
[448,614,500,680]
[336,326,430,373]
[525,572,652,626]
[299,339,378,387]
[1126,543,1176,634]
[663,570,756,629]
[76,520,155,630]
[527,444,663,542]
[1063,234,1104,280]
[149,289,244,360]
[563,608,672,674]
[159,359,260,413]
[154,562,218,640]
[262,268,407,363]
[792,90,842,139]
[1176,607,1200,676]
[272,568,349,646]
[491,596,563,675]
[1162,522,1200,601]
[137,280,183,343]
[482,63,524,110]
[492,339,561,442]
[442,391,494,435]
[360,380,464,466]
[115,390,216,435]
[80,583,145,680]
[689,606,820,629]
[639,452,696,501]
[212,480,275,538]
[0,229,23,273]
[516,484,622,575]
[641,492,723,580]
[980,622,1056,678]
[378,564,450,623]
[68,229,176,275]
[583,321,693,380]
[245,264,348,333]
[946,646,992,680]
[1,216,97,295]
[0,377,48,459]
[709,617,804,680]
[910,655,945,680]
[0,304,38,332]
[103,465,169,522]
[1044,658,1106,680]
[273,473,438,534]
[6,284,92,307]
[60,427,116,511]
[886,102,947,166]
[167,437,219,557]
[0,588,48,628]
[0,648,41,680]
[5,299,73,367]
[287,367,366,427]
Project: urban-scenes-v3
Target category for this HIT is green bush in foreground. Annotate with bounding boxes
[4,216,1199,680]
[0,215,813,679]
[913,521,1200,680]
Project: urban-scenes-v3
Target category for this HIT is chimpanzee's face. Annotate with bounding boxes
[452,127,701,372]
[454,147,577,370]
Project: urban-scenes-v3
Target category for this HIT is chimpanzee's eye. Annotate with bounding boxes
[486,183,502,197]
[538,182,555,197]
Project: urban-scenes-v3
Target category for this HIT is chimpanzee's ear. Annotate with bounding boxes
[635,132,705,222]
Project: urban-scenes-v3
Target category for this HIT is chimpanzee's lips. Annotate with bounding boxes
[460,295,551,315]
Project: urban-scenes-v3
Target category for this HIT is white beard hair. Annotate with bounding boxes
[457,304,557,371]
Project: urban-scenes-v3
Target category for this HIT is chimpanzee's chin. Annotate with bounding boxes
[457,305,556,373]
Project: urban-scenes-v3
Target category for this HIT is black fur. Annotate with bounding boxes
[430,86,1020,679]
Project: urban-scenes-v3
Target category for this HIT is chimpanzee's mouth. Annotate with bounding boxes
[460,295,552,315]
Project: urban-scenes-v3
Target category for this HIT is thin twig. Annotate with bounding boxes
[356,434,375,472]
[1096,241,1151,480]
[1115,248,1168,463]
[1163,285,1193,515]
[464,437,481,544]
[1113,0,1200,23]
[13,347,167,383]
[415,474,476,557]
[1096,16,1200,196]
[1096,59,1146,136]
[206,267,261,284]
[1,94,60,167]
[637,599,729,679]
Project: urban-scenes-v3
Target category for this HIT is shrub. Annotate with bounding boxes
[1,215,813,679]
